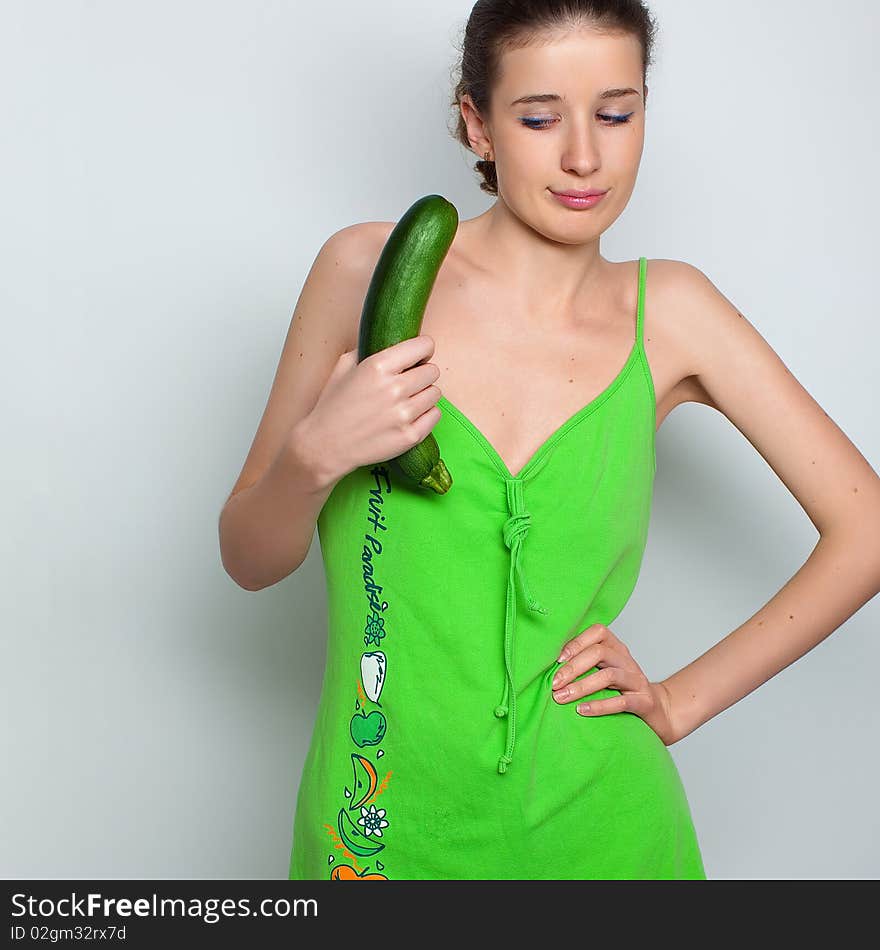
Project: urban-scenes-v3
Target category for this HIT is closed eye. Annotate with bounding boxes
[519,112,634,130]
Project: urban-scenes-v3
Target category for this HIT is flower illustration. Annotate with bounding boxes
[357,804,389,837]
[364,612,386,647]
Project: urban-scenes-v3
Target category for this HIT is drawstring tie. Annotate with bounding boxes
[495,478,550,774]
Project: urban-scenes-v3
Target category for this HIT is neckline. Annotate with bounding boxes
[437,339,641,481]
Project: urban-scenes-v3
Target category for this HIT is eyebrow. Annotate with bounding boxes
[509,88,641,107]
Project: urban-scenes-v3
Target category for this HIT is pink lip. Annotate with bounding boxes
[550,189,607,209]
[552,189,607,197]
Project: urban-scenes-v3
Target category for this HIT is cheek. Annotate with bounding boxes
[605,129,642,156]
[506,138,546,170]
[621,129,646,160]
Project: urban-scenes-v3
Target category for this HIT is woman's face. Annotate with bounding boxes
[463,27,647,243]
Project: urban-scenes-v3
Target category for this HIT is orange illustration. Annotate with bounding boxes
[330,863,388,881]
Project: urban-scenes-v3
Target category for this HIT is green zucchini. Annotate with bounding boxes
[357,194,458,494]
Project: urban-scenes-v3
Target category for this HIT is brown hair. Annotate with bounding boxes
[448,0,658,196]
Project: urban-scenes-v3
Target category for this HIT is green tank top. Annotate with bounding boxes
[288,257,706,880]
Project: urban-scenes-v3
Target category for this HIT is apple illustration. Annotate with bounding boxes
[350,709,386,747]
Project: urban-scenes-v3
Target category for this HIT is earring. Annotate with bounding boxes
[483,150,493,163]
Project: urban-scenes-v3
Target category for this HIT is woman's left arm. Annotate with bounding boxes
[659,264,880,745]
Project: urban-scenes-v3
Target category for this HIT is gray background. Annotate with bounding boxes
[6,0,878,878]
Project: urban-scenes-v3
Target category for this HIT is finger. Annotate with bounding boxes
[405,385,443,425]
[552,641,631,691]
[557,622,627,663]
[577,684,658,717]
[400,360,441,401]
[576,695,631,716]
[554,666,645,705]
[367,334,435,374]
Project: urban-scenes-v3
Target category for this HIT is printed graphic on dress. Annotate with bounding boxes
[361,651,386,701]
[350,651,386,745]
[324,464,395,881]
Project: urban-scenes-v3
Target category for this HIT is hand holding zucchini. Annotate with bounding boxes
[357,194,458,494]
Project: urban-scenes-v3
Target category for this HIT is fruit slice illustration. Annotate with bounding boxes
[349,753,378,811]
[337,808,385,857]
[330,863,388,881]
[360,651,387,702]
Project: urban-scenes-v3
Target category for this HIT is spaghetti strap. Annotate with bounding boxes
[636,256,647,350]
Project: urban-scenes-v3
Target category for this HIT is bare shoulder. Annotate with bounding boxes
[645,257,880,535]
[326,221,397,348]
[644,256,785,413]
[646,256,762,400]
[220,220,389,507]
[343,219,396,255]
[638,258,721,411]
[321,219,390,278]
[285,219,385,352]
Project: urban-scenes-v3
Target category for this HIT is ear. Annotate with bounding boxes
[460,93,493,160]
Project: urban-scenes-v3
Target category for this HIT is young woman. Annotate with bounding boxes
[218,0,880,880]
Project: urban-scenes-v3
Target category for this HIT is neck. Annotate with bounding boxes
[469,198,609,316]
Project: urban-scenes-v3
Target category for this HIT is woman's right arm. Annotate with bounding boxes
[218,224,370,591]
[218,223,442,591]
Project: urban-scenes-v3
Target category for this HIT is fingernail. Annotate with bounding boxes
[557,650,568,662]
[551,672,562,688]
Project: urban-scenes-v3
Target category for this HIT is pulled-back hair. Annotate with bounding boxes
[448,0,658,195]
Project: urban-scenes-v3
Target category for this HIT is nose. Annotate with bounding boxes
[560,116,601,177]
